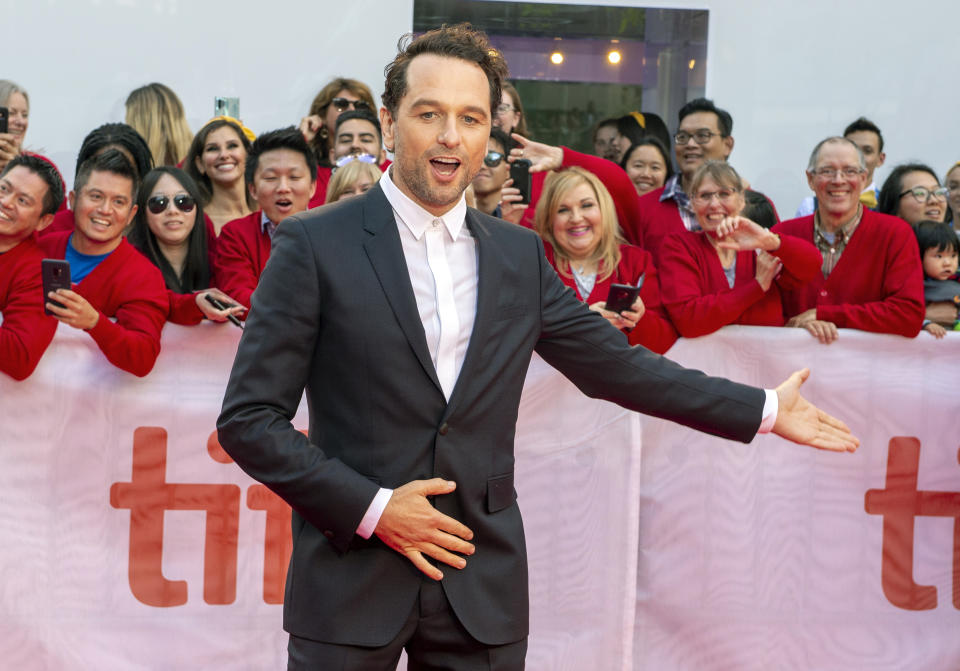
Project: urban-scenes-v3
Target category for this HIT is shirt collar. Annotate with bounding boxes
[660,173,684,203]
[380,166,468,241]
[260,211,278,239]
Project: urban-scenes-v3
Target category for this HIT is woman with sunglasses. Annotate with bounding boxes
[128,167,244,325]
[658,161,822,338]
[877,163,949,226]
[533,166,677,354]
[184,117,256,236]
[299,77,377,204]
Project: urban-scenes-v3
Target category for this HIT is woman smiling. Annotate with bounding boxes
[659,161,822,338]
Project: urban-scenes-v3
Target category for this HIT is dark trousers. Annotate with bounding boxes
[287,578,526,670]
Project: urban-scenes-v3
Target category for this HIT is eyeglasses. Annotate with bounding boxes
[812,167,864,179]
[692,188,739,205]
[899,186,949,202]
[330,98,371,112]
[496,103,516,115]
[146,194,195,215]
[674,130,719,145]
[483,151,505,167]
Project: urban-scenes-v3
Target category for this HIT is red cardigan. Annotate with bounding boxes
[659,230,822,338]
[632,186,781,266]
[520,148,643,240]
[544,242,677,354]
[0,235,58,380]
[38,232,168,376]
[772,210,925,337]
[214,211,270,309]
[165,213,221,325]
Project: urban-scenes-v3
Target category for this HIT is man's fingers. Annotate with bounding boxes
[416,477,458,497]
[406,550,445,581]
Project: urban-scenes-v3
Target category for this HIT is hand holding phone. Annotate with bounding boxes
[509,158,532,205]
[41,259,71,315]
[204,293,244,329]
[604,274,645,314]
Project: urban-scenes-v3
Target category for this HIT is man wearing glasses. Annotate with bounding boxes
[629,98,778,262]
[773,137,924,344]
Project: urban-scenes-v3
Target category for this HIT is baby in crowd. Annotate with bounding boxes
[914,220,960,337]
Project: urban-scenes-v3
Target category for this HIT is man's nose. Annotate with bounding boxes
[437,118,460,148]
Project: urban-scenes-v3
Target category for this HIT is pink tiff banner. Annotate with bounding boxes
[0,323,957,670]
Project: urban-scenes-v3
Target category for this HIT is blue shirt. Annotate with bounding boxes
[65,234,112,282]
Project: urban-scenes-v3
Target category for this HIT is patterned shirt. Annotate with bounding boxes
[813,205,862,277]
[660,174,700,232]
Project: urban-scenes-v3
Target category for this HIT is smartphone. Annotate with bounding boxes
[604,274,645,314]
[509,158,532,205]
[214,96,240,119]
[0,107,8,134]
[41,259,71,315]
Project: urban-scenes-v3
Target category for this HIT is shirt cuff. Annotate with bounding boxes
[356,487,393,539]
[757,388,779,434]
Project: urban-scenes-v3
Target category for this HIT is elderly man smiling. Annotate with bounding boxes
[774,136,924,343]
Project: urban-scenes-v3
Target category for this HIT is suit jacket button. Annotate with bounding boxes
[438,423,449,436]
[323,530,334,539]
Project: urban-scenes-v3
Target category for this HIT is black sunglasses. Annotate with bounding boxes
[147,194,196,215]
[331,98,371,112]
[483,151,505,167]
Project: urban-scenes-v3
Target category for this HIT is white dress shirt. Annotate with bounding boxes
[355,170,779,538]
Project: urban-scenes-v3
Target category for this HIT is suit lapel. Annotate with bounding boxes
[444,209,498,417]
[361,186,443,395]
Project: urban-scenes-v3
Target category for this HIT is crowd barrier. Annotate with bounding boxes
[0,323,956,669]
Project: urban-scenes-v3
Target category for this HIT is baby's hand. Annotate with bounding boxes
[924,322,947,339]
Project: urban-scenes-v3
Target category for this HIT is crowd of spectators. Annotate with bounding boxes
[1,66,956,382]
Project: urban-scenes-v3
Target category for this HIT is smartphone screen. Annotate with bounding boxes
[605,283,641,314]
[0,107,8,134]
[41,259,71,315]
[214,97,240,118]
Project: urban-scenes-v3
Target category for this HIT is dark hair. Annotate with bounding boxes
[843,117,884,153]
[382,23,509,119]
[74,148,139,200]
[128,167,210,293]
[1,154,65,216]
[619,136,675,183]
[593,117,619,142]
[678,98,733,137]
[75,123,153,182]
[742,190,778,230]
[334,108,383,145]
[488,127,511,154]
[245,126,318,186]
[877,163,939,217]
[184,118,255,208]
[914,219,959,259]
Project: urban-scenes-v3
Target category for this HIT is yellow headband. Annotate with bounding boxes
[629,111,646,129]
[207,115,256,143]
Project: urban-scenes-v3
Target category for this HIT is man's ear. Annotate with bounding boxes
[877,152,886,168]
[722,135,734,159]
[380,107,396,152]
[805,170,817,192]
[68,190,76,211]
[36,212,55,233]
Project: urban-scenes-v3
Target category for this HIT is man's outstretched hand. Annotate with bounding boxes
[772,369,859,452]
[374,478,475,581]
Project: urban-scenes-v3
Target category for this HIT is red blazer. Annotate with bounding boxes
[773,209,925,337]
[214,211,270,309]
[633,186,781,266]
[38,232,168,376]
[520,148,643,242]
[659,230,822,338]
[544,242,677,354]
[0,235,58,380]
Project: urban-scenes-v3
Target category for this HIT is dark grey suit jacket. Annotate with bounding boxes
[217,184,764,647]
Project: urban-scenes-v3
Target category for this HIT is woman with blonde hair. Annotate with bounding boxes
[324,157,382,204]
[125,83,193,166]
[534,166,676,353]
[0,80,31,171]
[658,160,822,338]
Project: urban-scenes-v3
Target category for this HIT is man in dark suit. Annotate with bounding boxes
[217,24,858,670]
